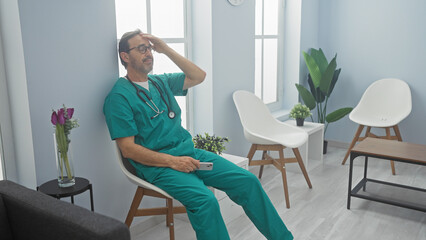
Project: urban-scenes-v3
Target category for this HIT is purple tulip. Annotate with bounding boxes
[67,108,74,119]
[51,111,58,125]
[58,108,66,125]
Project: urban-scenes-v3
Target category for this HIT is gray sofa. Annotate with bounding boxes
[0,180,130,240]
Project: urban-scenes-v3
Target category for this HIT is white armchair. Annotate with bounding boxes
[342,78,412,175]
[233,90,312,208]
[115,143,186,240]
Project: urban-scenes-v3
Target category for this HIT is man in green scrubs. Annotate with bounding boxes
[104,29,293,240]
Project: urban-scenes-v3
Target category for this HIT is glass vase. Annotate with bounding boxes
[53,133,75,187]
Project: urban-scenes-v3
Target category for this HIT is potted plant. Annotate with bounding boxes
[295,48,353,153]
[192,133,229,155]
[290,103,312,126]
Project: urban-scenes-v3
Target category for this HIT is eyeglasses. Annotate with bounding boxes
[127,44,153,54]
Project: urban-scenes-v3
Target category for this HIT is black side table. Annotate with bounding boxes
[38,177,94,211]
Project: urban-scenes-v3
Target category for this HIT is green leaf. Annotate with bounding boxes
[325,107,353,123]
[327,68,341,97]
[308,74,325,103]
[319,55,337,95]
[303,51,321,88]
[311,48,328,74]
[295,84,316,110]
[192,133,229,154]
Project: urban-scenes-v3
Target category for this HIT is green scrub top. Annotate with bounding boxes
[103,73,195,177]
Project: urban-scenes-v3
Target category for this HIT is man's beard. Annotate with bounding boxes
[131,57,153,74]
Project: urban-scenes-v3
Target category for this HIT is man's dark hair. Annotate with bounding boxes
[118,29,142,68]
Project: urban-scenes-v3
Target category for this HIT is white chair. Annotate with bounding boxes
[233,90,312,208]
[115,143,186,240]
[341,78,412,175]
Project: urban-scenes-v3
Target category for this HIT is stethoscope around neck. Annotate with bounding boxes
[126,76,176,120]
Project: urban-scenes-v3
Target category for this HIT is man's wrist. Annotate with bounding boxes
[163,154,175,168]
[162,46,177,57]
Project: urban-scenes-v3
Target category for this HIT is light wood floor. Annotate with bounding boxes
[130,146,426,240]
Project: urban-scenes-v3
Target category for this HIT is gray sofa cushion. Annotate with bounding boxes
[0,195,13,240]
[0,180,130,240]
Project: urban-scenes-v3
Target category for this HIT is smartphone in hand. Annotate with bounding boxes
[198,162,213,171]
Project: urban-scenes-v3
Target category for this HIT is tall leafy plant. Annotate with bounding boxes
[295,48,352,134]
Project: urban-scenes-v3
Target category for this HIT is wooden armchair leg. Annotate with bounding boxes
[292,148,312,188]
[342,125,365,165]
[166,198,175,240]
[365,126,372,137]
[258,166,264,179]
[247,144,257,164]
[274,149,289,208]
[166,199,171,227]
[391,125,403,175]
[390,161,396,175]
[280,167,290,208]
[125,187,144,227]
[258,151,267,179]
[385,127,397,175]
[393,125,403,141]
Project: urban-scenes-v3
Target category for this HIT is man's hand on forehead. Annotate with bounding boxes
[138,33,150,44]
[140,33,169,54]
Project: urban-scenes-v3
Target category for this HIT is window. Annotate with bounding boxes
[115,0,191,129]
[255,0,284,108]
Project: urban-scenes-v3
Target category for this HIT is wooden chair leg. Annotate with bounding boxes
[390,161,396,175]
[125,187,144,227]
[385,127,391,138]
[278,149,290,208]
[391,125,403,176]
[247,144,257,164]
[385,127,397,175]
[393,125,403,141]
[365,126,372,137]
[292,148,312,188]
[258,151,267,179]
[166,199,171,227]
[166,198,175,240]
[342,125,365,165]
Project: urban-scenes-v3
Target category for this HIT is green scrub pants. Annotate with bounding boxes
[141,149,293,240]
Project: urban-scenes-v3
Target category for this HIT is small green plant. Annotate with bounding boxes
[193,133,229,155]
[290,103,312,119]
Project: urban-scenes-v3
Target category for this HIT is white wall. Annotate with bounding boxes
[319,0,426,144]
[0,0,36,187]
[1,0,135,220]
[192,0,214,135]
[192,0,315,157]
[191,0,256,156]
[0,15,17,181]
[299,0,319,88]
[210,0,256,156]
